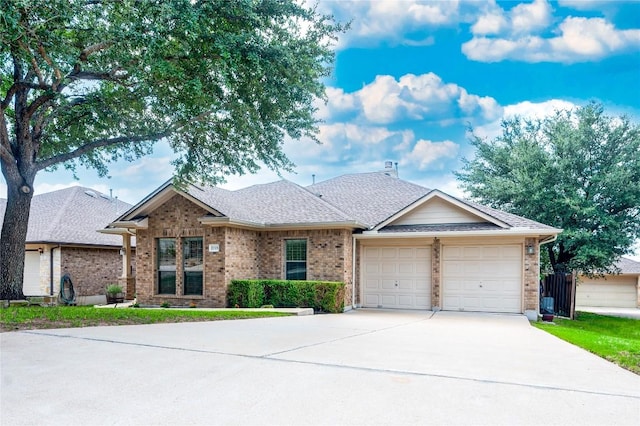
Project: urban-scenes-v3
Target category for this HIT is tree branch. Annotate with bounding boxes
[35,132,169,171]
[36,43,62,89]
[79,41,112,61]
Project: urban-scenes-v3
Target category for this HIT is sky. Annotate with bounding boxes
[2,0,640,255]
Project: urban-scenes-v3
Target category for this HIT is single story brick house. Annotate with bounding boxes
[0,186,134,302]
[105,165,561,318]
[576,257,640,308]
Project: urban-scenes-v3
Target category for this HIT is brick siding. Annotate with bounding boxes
[60,247,122,296]
[524,237,540,312]
[431,238,441,308]
[134,194,353,308]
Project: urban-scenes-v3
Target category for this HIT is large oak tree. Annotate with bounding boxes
[456,103,640,275]
[0,0,343,300]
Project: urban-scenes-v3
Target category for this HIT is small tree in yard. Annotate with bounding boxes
[0,0,344,300]
[456,102,640,275]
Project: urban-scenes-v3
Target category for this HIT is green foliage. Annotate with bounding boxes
[534,312,640,374]
[105,284,123,295]
[0,0,343,183]
[456,102,640,275]
[0,305,290,331]
[0,0,345,300]
[160,301,170,308]
[228,280,345,313]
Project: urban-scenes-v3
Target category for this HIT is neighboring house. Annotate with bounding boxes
[576,257,640,308]
[105,164,561,318]
[0,186,133,300]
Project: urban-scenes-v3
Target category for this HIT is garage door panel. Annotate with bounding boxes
[362,246,431,309]
[365,294,380,306]
[365,278,380,289]
[381,248,396,258]
[576,277,637,308]
[382,295,397,305]
[442,244,522,313]
[381,279,396,290]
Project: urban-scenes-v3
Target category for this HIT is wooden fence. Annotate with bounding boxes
[541,273,576,319]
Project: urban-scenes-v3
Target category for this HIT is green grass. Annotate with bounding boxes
[534,312,640,374]
[0,305,291,332]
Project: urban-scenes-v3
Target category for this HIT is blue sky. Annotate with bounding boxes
[2,0,640,253]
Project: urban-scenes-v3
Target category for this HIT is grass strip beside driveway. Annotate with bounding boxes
[534,311,640,374]
[0,306,291,332]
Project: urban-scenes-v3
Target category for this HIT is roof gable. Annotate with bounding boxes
[386,194,496,227]
[112,179,363,229]
[376,190,510,230]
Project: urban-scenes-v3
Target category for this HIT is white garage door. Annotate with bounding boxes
[23,251,44,296]
[362,246,431,309]
[442,245,522,313]
[576,276,637,308]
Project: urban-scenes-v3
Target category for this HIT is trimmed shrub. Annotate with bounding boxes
[227,280,264,308]
[228,280,345,313]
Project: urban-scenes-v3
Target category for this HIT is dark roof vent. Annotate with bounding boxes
[84,190,97,198]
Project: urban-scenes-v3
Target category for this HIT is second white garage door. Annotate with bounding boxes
[362,246,431,309]
[576,276,637,308]
[442,245,522,313]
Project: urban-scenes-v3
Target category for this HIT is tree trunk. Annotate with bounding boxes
[0,174,35,300]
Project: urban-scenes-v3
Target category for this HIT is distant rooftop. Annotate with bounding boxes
[0,186,131,246]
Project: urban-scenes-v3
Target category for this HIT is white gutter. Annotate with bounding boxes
[98,228,136,235]
[357,229,562,239]
[199,216,366,231]
[352,235,357,309]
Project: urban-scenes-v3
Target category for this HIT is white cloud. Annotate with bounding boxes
[318,0,463,48]
[510,0,552,35]
[470,0,551,37]
[473,99,578,140]
[331,73,502,126]
[471,11,508,36]
[464,14,640,63]
[403,139,460,171]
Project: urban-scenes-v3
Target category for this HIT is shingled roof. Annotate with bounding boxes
[616,257,640,274]
[187,180,355,225]
[308,172,431,228]
[110,170,560,234]
[0,186,131,246]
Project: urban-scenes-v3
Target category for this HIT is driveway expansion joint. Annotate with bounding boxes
[19,328,640,402]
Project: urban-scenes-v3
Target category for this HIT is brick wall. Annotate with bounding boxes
[60,247,121,296]
[257,229,350,282]
[134,194,353,308]
[135,194,227,307]
[225,227,259,282]
[431,238,441,309]
[524,237,540,312]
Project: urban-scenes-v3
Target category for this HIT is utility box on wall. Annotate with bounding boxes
[208,244,220,253]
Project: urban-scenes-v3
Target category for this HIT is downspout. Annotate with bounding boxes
[352,235,357,309]
[49,245,60,296]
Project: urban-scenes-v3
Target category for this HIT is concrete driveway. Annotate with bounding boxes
[2,310,639,425]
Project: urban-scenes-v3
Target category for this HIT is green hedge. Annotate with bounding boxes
[228,280,346,313]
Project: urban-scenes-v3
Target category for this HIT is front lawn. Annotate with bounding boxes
[0,305,291,332]
[534,311,640,374]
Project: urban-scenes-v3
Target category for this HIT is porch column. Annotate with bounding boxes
[637,275,640,308]
[117,233,136,300]
[122,233,131,279]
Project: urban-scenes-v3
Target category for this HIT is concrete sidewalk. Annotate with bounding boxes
[2,310,639,425]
